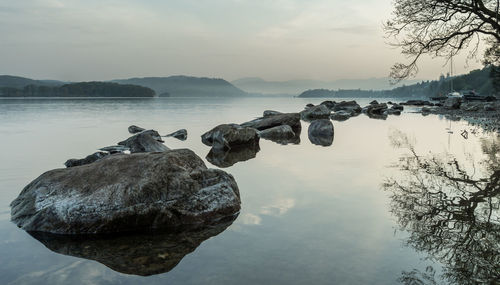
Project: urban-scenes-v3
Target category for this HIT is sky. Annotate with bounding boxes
[0,0,485,82]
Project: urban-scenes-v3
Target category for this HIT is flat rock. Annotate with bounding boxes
[10,149,241,234]
[64,152,110,168]
[241,113,301,132]
[300,105,331,119]
[308,119,334,146]
[201,124,259,150]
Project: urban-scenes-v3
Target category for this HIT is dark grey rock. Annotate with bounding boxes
[165,129,187,141]
[305,103,315,109]
[258,125,299,144]
[387,109,401,115]
[201,124,259,150]
[118,131,169,153]
[263,110,283,117]
[10,149,241,234]
[331,111,352,121]
[64,152,110,168]
[421,107,431,115]
[128,125,146,134]
[332,101,362,114]
[308,119,334,146]
[391,104,404,111]
[241,113,301,133]
[206,144,260,168]
[28,216,236,276]
[320,100,336,109]
[300,104,331,119]
[484,104,496,111]
[370,100,379,105]
[403,100,433,106]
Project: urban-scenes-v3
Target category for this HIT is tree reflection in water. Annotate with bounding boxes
[384,130,499,285]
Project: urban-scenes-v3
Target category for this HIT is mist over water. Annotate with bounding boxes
[0,97,497,285]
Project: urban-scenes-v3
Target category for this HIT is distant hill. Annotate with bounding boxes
[113,76,247,97]
[232,77,421,95]
[296,66,497,98]
[0,75,65,89]
[0,82,155,98]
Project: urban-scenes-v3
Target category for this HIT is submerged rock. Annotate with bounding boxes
[64,152,110,168]
[206,144,260,168]
[11,149,241,234]
[128,125,146,134]
[165,129,188,141]
[300,105,331,120]
[241,113,301,133]
[308,119,334,146]
[201,124,259,150]
[28,216,236,276]
[118,130,169,153]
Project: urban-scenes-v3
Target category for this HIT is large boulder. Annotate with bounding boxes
[165,129,188,141]
[28,216,236,276]
[300,104,331,120]
[118,130,169,153]
[443,97,462,109]
[241,113,301,132]
[308,119,334,146]
[10,149,241,234]
[64,152,110,168]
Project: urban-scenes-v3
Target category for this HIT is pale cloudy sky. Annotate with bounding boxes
[0,0,484,81]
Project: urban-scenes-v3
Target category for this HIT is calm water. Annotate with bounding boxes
[0,97,498,285]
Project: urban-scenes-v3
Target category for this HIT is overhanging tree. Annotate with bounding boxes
[385,0,500,84]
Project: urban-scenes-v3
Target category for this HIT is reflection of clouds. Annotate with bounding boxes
[238,198,296,226]
[239,213,262,225]
[260,198,295,216]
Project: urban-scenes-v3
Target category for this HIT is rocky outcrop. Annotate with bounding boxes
[241,113,301,132]
[118,130,169,153]
[28,216,236,276]
[308,119,334,146]
[11,149,241,234]
[165,129,188,141]
[64,152,110,168]
[201,124,259,150]
[206,144,260,168]
[300,105,331,120]
[128,125,146,134]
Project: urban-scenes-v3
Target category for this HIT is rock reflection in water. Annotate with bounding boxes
[28,216,237,276]
[308,119,334,146]
[206,144,260,168]
[384,130,499,285]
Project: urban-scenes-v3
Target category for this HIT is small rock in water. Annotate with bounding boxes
[300,105,331,120]
[258,125,298,144]
[64,152,109,168]
[128,125,146,134]
[308,119,334,146]
[201,124,259,150]
[241,113,301,133]
[331,111,351,121]
[370,100,379,105]
[165,129,188,141]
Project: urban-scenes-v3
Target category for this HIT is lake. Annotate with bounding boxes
[0,97,498,285]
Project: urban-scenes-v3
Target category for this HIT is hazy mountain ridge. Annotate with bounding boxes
[231,77,422,95]
[113,76,247,97]
[0,75,65,89]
